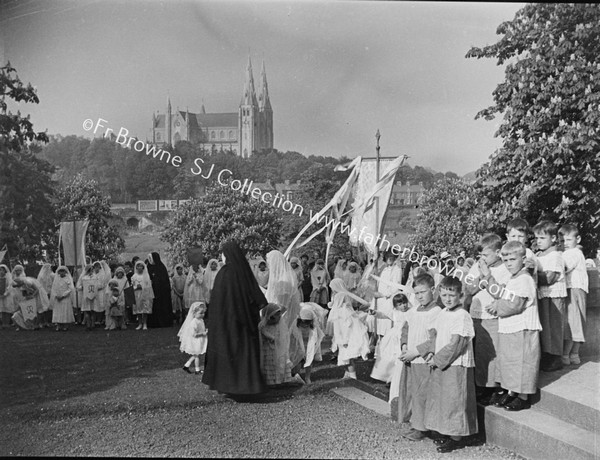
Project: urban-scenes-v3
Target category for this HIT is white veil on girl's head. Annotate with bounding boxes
[134,261,155,301]
[177,301,206,342]
[0,264,13,289]
[37,263,55,292]
[265,250,301,324]
[11,264,25,281]
[51,265,76,307]
[203,259,220,291]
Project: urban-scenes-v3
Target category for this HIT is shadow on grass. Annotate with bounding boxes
[0,325,195,411]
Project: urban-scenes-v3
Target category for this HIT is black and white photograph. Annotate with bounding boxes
[0,1,598,458]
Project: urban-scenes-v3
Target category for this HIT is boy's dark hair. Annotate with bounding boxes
[533,220,558,237]
[479,233,503,251]
[439,276,463,293]
[392,293,409,305]
[507,218,530,234]
[413,273,435,289]
[558,223,580,238]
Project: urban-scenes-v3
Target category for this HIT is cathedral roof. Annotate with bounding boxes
[153,112,238,129]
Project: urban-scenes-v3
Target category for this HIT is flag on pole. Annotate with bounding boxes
[284,157,362,259]
[59,220,89,267]
[348,155,407,256]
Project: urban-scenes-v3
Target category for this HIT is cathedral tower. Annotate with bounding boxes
[239,56,259,158]
[258,60,273,150]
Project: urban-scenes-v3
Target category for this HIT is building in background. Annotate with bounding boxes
[149,57,273,157]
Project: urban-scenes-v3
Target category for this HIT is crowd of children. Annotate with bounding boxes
[0,216,594,454]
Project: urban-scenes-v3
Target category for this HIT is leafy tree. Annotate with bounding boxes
[53,174,125,262]
[0,62,55,263]
[161,185,282,266]
[467,3,600,254]
[409,179,496,255]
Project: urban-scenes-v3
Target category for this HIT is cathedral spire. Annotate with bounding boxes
[258,60,272,111]
[241,55,258,106]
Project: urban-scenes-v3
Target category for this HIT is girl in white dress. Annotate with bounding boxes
[370,292,411,383]
[295,302,328,383]
[37,263,55,328]
[131,261,154,330]
[50,266,76,331]
[178,301,208,374]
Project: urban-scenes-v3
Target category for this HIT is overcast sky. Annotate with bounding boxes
[1,0,523,175]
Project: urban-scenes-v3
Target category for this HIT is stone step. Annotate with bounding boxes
[533,358,599,433]
[481,404,598,460]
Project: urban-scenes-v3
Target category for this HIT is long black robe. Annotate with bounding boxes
[202,241,267,395]
[146,252,174,328]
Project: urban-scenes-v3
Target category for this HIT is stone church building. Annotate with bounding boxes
[149,57,273,157]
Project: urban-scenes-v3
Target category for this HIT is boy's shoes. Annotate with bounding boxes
[488,391,508,406]
[194,369,203,375]
[561,355,571,366]
[569,354,581,365]
[182,366,192,374]
[436,437,467,453]
[400,428,429,441]
[504,397,531,411]
[433,435,450,445]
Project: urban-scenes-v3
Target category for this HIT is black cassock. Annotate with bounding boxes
[202,241,267,395]
[146,252,174,328]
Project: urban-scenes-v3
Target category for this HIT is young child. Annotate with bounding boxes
[11,276,50,331]
[171,264,186,325]
[178,301,208,375]
[373,253,403,339]
[465,233,512,404]
[295,302,328,384]
[309,259,330,309]
[92,261,110,328]
[533,220,567,372]
[77,265,98,331]
[559,224,589,365]
[107,284,125,330]
[370,292,411,383]
[328,288,370,379]
[485,241,542,411]
[259,303,300,386]
[506,218,538,279]
[50,266,76,331]
[37,263,55,328]
[0,264,14,328]
[111,267,129,330]
[183,263,204,320]
[419,276,477,453]
[399,273,442,441]
[131,261,154,330]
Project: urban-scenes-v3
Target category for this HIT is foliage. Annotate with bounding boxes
[0,62,55,263]
[467,3,600,254]
[161,185,282,266]
[409,178,496,255]
[53,174,125,262]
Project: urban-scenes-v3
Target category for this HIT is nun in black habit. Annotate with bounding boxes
[146,252,175,328]
[202,241,268,396]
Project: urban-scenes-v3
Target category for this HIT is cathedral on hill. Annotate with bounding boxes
[149,57,273,157]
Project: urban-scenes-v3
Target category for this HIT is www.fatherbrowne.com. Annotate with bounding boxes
[309,211,516,301]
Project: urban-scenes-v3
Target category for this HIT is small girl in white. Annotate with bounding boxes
[370,292,411,383]
[295,302,328,384]
[178,301,208,375]
[131,261,154,330]
[50,266,76,331]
